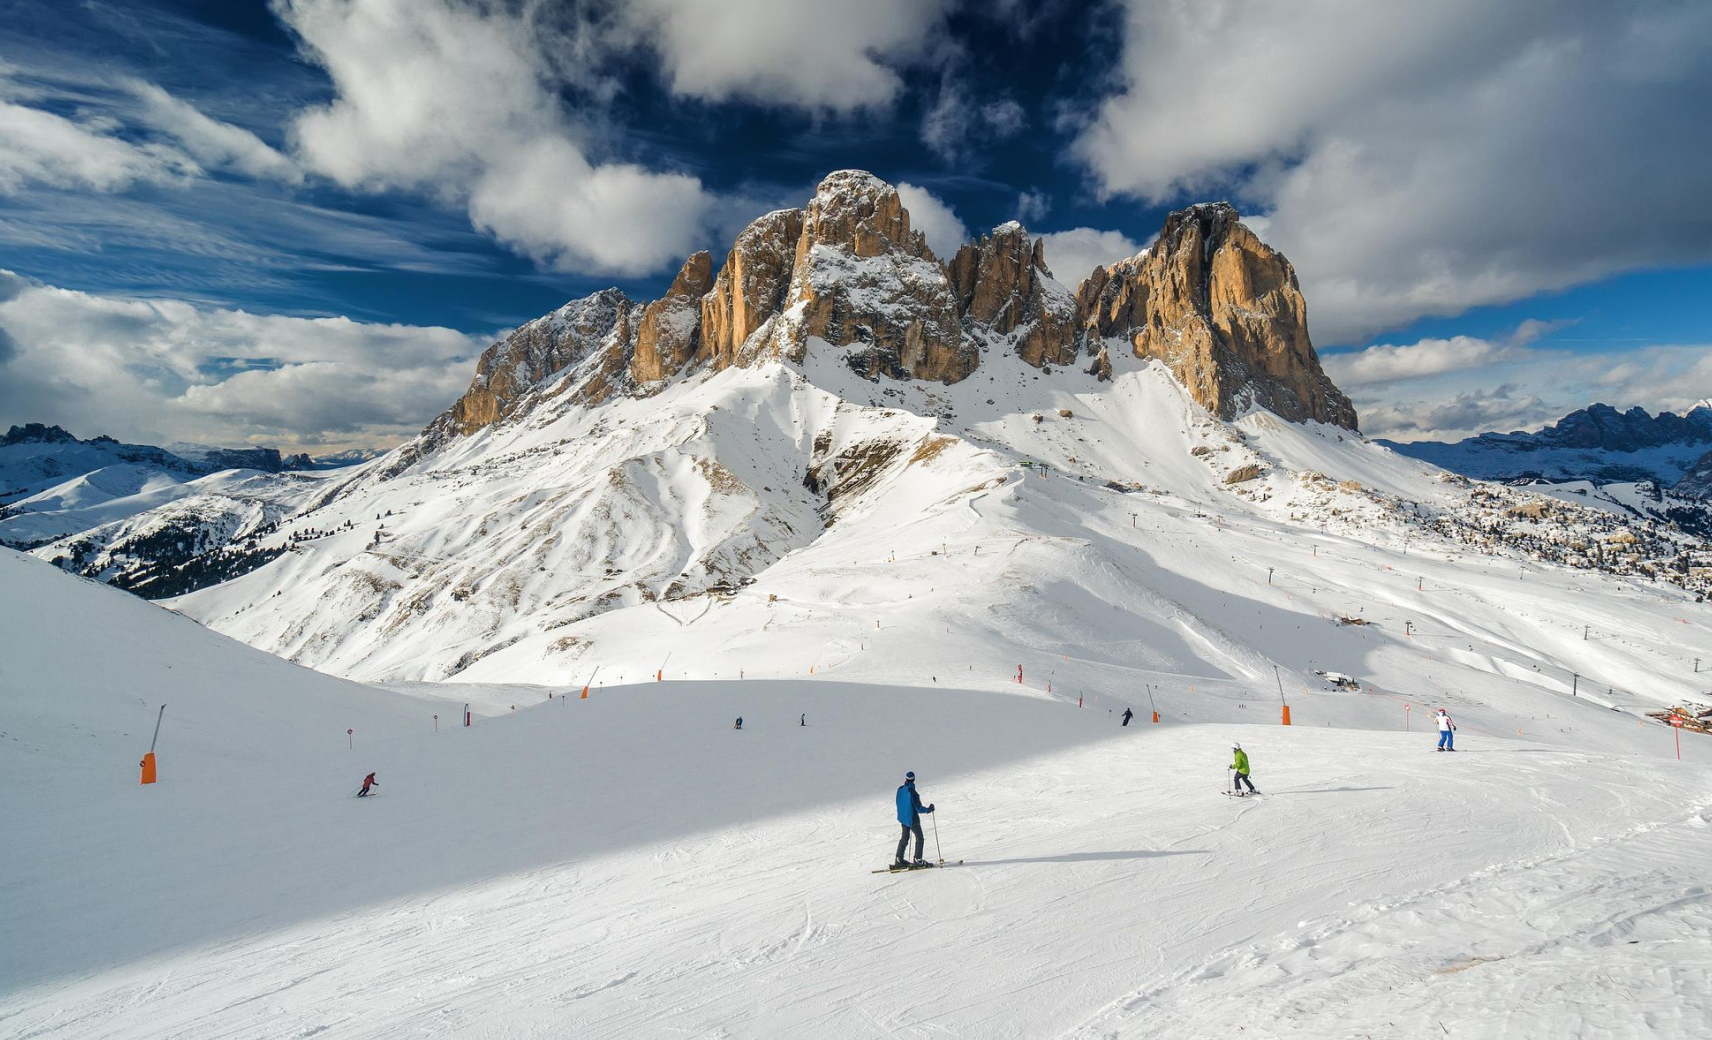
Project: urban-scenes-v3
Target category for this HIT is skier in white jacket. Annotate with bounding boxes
[1435,708,1457,752]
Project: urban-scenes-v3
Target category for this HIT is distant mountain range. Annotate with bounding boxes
[1384,403,1712,493]
[0,424,372,550]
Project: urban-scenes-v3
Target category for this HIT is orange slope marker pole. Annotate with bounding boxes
[140,704,165,785]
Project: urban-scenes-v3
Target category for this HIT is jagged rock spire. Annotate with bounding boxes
[1080,202,1358,430]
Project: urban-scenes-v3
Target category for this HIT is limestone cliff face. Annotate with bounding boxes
[427,176,1358,449]
[1078,203,1358,430]
[447,289,636,436]
[950,222,1078,369]
[698,209,804,370]
[631,251,714,384]
[785,170,976,383]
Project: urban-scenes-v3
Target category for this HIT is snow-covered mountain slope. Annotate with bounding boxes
[0,548,424,778]
[4,551,1709,1038]
[25,467,351,596]
[1523,478,1712,539]
[150,345,1710,732]
[0,423,332,553]
[1385,402,1712,487]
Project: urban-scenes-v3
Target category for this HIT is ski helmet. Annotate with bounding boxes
[905,771,915,780]
[1231,742,1241,750]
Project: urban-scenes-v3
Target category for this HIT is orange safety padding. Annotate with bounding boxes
[1281,705,1293,726]
[140,752,157,785]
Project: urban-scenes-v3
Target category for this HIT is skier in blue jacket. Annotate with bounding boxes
[893,771,935,869]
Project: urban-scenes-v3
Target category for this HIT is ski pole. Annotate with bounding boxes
[931,812,944,866]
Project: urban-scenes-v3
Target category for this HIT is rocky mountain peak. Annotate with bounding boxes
[699,208,804,370]
[1080,201,1358,430]
[3,423,78,446]
[797,170,934,262]
[631,251,715,384]
[949,223,1078,369]
[786,171,973,382]
[1543,403,1712,451]
[447,288,635,437]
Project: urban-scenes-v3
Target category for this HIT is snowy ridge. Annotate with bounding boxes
[1386,402,1712,489]
[0,424,337,553]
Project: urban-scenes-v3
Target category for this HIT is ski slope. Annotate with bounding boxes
[164,354,1709,732]
[3,549,1710,1038]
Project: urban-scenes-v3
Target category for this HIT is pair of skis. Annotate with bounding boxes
[877,811,956,873]
[872,860,962,874]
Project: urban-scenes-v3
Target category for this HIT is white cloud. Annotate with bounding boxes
[126,80,301,184]
[618,0,954,111]
[0,98,196,194]
[895,182,968,260]
[921,77,1029,161]
[1322,335,1521,387]
[1362,385,1555,442]
[1015,190,1050,225]
[1076,0,1712,344]
[0,270,483,450]
[981,98,1026,138]
[1037,227,1146,290]
[1331,332,1712,441]
[0,63,304,194]
[275,0,714,276]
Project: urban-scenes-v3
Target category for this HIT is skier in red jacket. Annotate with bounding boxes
[358,772,379,797]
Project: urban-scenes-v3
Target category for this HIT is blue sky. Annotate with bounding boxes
[2,0,1710,449]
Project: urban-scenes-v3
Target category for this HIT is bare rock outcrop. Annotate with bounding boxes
[631,251,714,384]
[950,222,1077,368]
[447,289,636,436]
[785,170,975,383]
[1078,203,1357,430]
[699,209,804,369]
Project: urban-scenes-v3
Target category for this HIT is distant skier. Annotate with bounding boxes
[1121,708,1134,727]
[357,772,378,797]
[800,713,806,727]
[893,771,935,869]
[1436,709,1457,751]
[734,717,743,730]
[1230,744,1257,796]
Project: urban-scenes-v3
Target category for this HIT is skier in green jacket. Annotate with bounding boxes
[1230,743,1257,796]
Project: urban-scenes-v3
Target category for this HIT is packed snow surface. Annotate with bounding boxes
[3,549,1710,1038]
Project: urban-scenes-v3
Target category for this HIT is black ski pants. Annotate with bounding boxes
[1232,772,1255,793]
[897,821,924,862]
